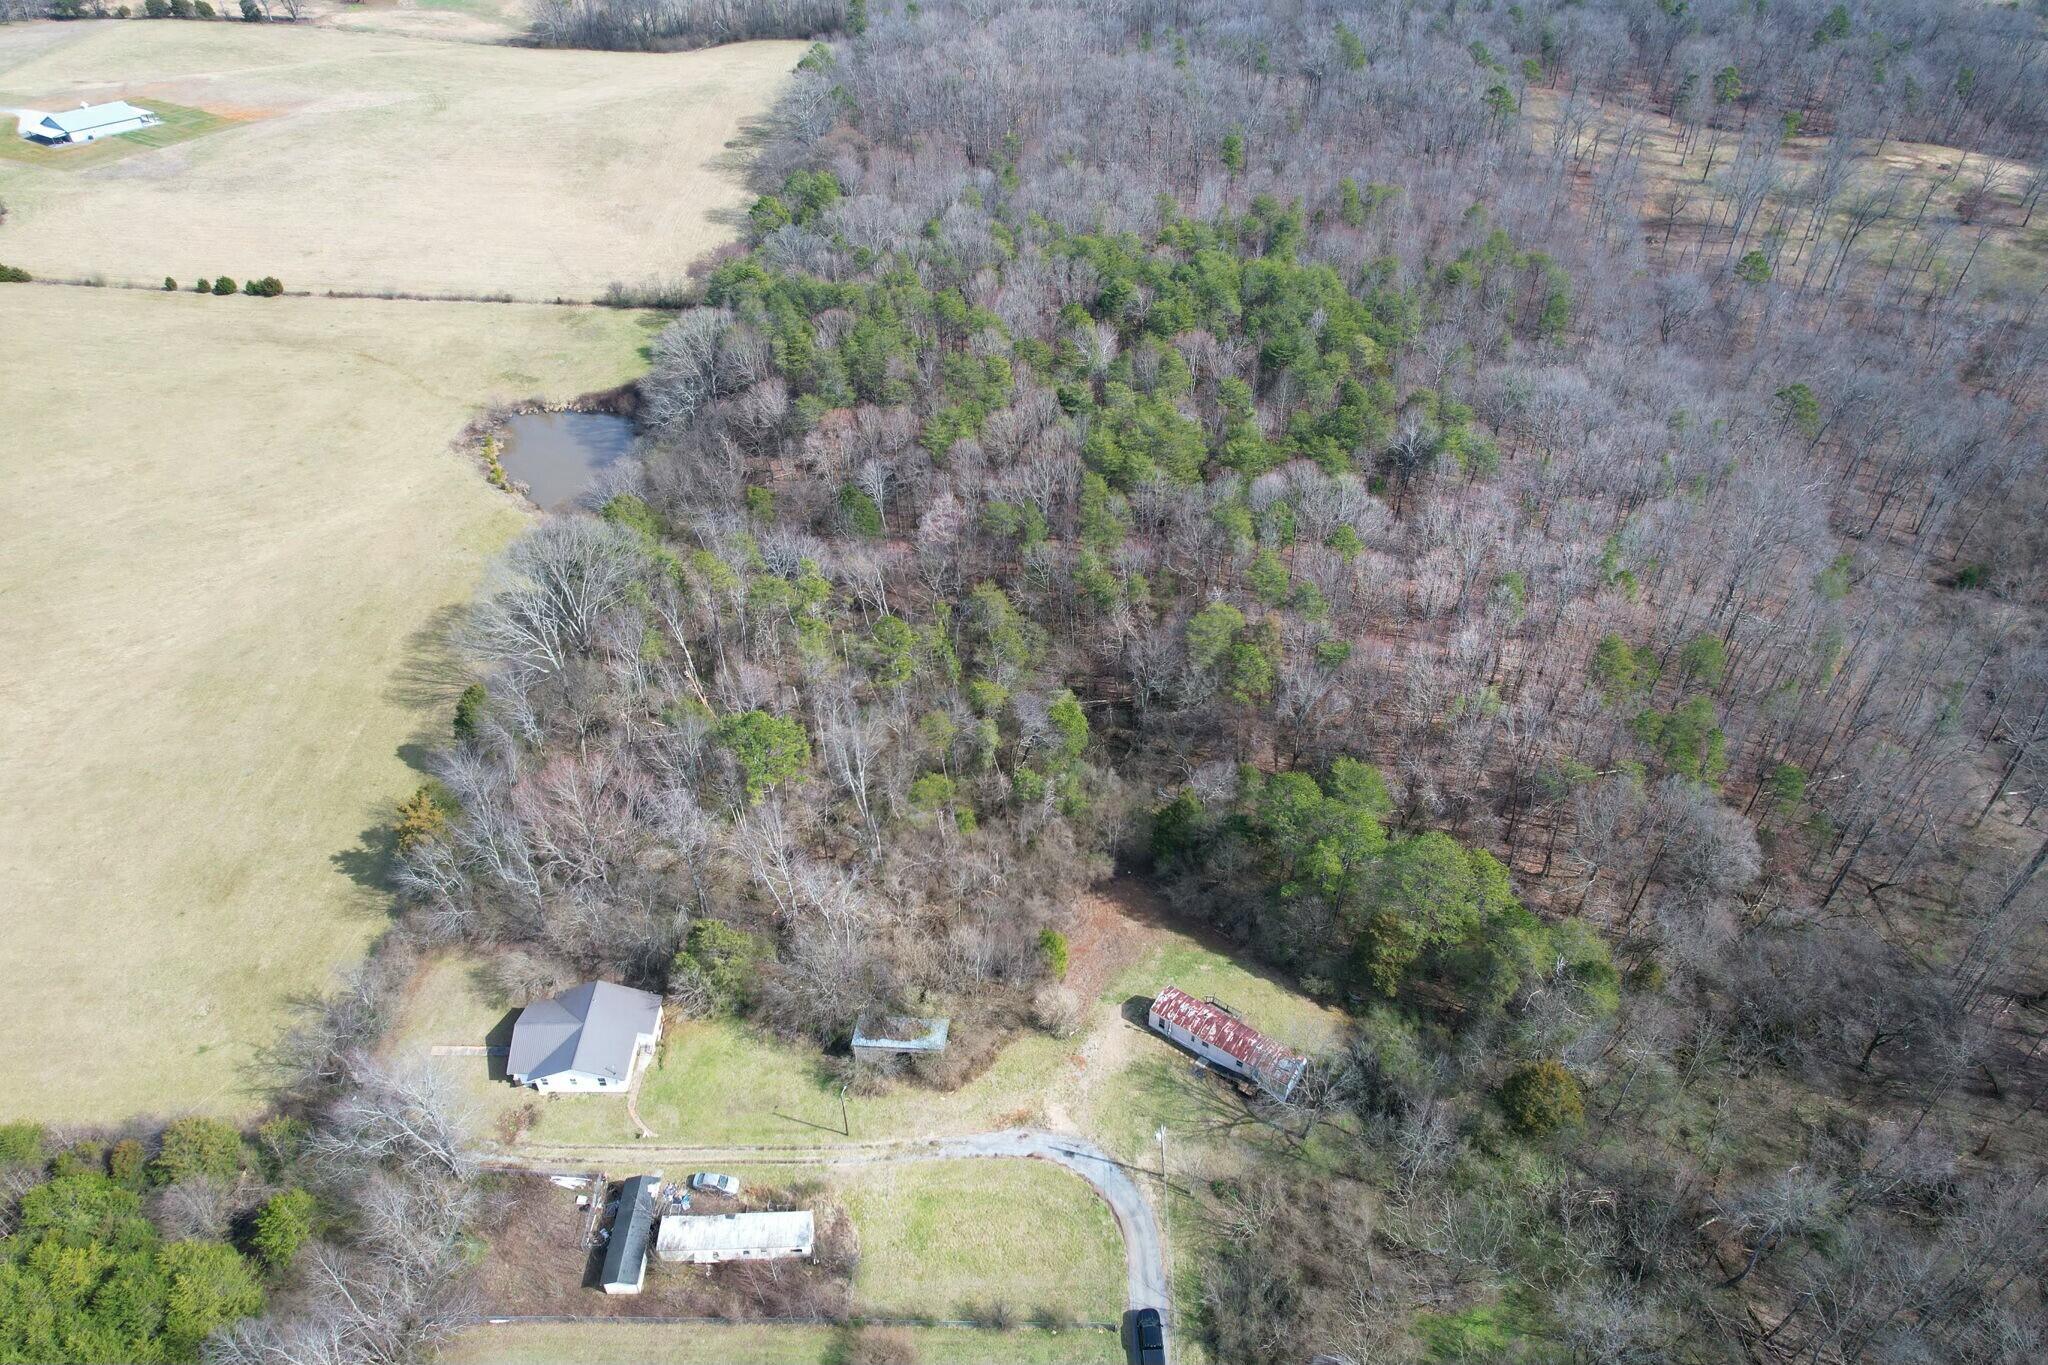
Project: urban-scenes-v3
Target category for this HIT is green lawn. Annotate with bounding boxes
[405,919,1341,1363]
[0,100,229,169]
[573,1158,1123,1324]
[835,1159,1124,1323]
[1415,1301,1542,1361]
[1102,935,1343,1053]
[1082,933,1348,1164]
[384,954,530,1139]
[442,1322,1123,1365]
[526,1016,1076,1147]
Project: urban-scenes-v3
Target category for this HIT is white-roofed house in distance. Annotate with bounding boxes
[19,101,160,146]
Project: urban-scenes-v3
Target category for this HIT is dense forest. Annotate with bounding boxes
[10,0,2031,1360]
[437,0,2048,1360]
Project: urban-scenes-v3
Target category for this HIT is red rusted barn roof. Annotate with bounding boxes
[1149,985,1307,1099]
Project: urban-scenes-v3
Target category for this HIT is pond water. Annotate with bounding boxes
[496,410,636,510]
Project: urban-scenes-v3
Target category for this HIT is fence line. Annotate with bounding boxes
[466,1312,1123,1331]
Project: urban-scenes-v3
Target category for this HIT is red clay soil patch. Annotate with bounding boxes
[473,1172,854,1320]
[1062,878,1167,1003]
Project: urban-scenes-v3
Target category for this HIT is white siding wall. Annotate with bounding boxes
[75,118,148,142]
[1148,1010,1252,1081]
[668,1243,810,1264]
[531,1070,618,1093]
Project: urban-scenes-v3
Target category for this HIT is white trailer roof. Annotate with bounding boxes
[656,1210,813,1256]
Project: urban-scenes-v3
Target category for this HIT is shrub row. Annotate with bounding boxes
[47,0,274,17]
[164,274,284,296]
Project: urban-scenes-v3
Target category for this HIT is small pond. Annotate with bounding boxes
[496,410,636,510]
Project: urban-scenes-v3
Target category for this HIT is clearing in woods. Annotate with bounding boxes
[1522,86,2048,294]
[395,884,1346,1158]
[408,883,1339,1359]
[0,24,802,297]
[0,285,660,1122]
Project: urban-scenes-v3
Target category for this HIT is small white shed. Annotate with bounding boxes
[599,1174,661,1295]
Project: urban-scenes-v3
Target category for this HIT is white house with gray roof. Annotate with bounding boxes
[20,101,160,146]
[507,981,662,1093]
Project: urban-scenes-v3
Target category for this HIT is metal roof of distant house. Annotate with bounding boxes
[852,1013,950,1052]
[656,1209,815,1257]
[40,102,154,135]
[600,1174,660,1289]
[507,981,661,1083]
[1150,985,1308,1098]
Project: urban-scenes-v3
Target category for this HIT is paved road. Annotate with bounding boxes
[492,1126,1169,1326]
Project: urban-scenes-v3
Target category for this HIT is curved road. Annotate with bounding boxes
[491,1127,1168,1325]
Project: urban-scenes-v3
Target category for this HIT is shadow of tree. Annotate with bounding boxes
[383,601,470,712]
[330,816,398,907]
[1102,874,1333,1012]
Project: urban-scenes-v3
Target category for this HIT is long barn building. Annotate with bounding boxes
[1147,985,1308,1102]
[22,101,160,145]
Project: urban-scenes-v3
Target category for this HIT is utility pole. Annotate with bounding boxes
[840,1082,851,1137]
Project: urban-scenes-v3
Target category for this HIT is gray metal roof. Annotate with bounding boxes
[40,102,153,135]
[600,1175,660,1289]
[507,981,661,1083]
[852,1014,949,1053]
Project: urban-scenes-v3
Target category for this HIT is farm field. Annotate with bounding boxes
[0,24,801,297]
[0,284,659,1123]
[443,1321,1124,1365]
[307,0,537,44]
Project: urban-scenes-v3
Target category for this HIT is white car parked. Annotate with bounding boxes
[689,1172,741,1197]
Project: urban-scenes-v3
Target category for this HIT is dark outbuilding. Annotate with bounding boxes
[599,1174,661,1294]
